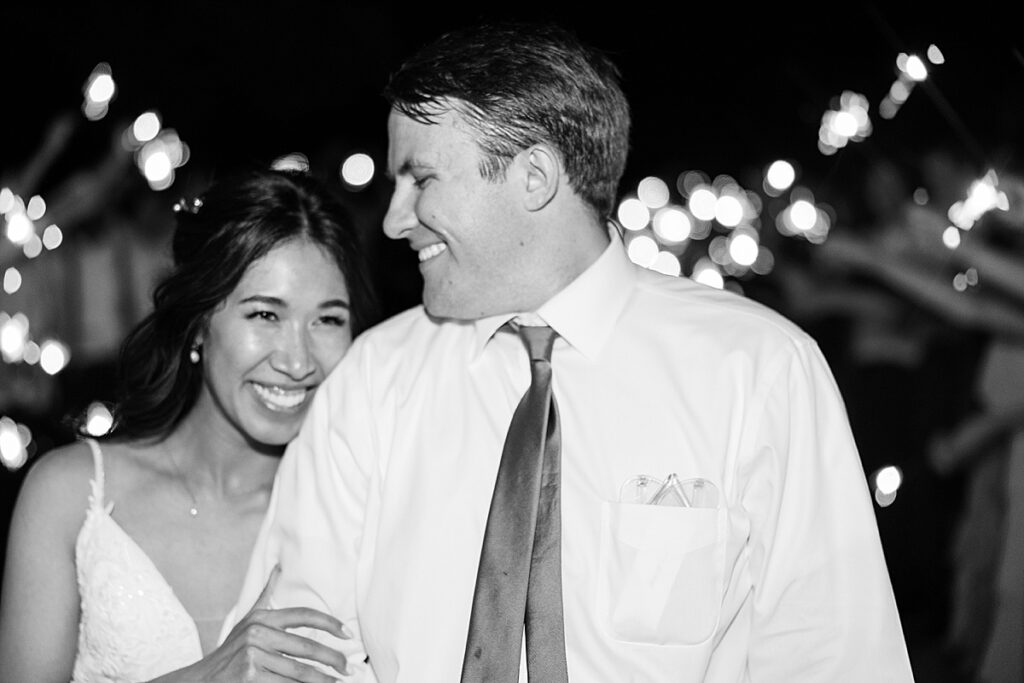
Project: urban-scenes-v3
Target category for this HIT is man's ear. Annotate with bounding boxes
[521,144,560,211]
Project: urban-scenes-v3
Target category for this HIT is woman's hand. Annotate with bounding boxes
[150,565,352,682]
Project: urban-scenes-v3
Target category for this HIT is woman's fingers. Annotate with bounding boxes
[248,606,351,640]
[239,622,349,675]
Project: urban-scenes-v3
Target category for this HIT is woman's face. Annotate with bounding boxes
[196,238,353,447]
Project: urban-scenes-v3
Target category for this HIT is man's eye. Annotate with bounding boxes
[413,176,431,188]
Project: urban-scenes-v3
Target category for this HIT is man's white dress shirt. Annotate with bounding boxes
[227,232,915,682]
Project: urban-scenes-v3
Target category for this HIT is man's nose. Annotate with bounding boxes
[383,186,416,240]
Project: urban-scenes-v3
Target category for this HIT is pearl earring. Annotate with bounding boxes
[189,345,201,364]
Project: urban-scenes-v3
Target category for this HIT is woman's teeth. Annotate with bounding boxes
[253,383,307,411]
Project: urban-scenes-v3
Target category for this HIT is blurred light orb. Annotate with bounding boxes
[39,339,70,375]
[790,199,818,232]
[751,245,775,275]
[875,465,903,495]
[728,232,759,266]
[878,98,899,120]
[143,149,173,185]
[132,111,162,143]
[0,418,29,471]
[26,195,46,221]
[949,170,1009,230]
[688,186,717,222]
[23,235,43,259]
[952,272,968,292]
[965,267,979,286]
[3,268,21,294]
[652,207,692,243]
[650,251,682,277]
[272,153,310,173]
[5,210,35,245]
[714,195,744,228]
[942,226,961,249]
[637,176,670,209]
[43,225,63,250]
[830,110,859,138]
[0,188,14,214]
[86,72,116,105]
[927,44,945,65]
[83,101,110,122]
[903,54,928,82]
[341,153,375,189]
[691,259,724,290]
[22,341,40,365]
[889,80,911,104]
[617,198,651,231]
[626,234,659,268]
[85,402,115,437]
[765,160,795,193]
[0,313,29,363]
[913,188,929,205]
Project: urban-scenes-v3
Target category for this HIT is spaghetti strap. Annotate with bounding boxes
[81,437,107,512]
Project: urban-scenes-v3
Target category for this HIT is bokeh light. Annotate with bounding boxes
[132,111,162,143]
[691,258,724,290]
[26,195,46,221]
[650,251,682,277]
[942,226,961,249]
[728,231,759,266]
[5,209,35,245]
[39,339,70,375]
[688,186,717,222]
[873,465,903,507]
[3,268,22,294]
[84,402,115,437]
[765,160,795,195]
[0,417,31,471]
[652,207,692,243]
[42,224,63,250]
[637,176,670,209]
[617,198,651,231]
[23,235,43,259]
[341,153,375,189]
[0,313,30,363]
[626,233,659,268]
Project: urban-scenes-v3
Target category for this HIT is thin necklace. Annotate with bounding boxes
[167,449,200,518]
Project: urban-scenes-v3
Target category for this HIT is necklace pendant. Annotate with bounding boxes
[188,506,199,517]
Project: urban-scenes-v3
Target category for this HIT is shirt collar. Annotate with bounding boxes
[471,224,636,361]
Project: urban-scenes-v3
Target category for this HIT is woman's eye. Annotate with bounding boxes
[246,310,278,322]
[320,315,349,327]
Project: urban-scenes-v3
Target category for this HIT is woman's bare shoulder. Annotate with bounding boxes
[11,440,99,539]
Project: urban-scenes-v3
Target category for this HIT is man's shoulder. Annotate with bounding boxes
[633,268,813,347]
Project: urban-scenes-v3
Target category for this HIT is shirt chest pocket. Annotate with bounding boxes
[597,501,726,646]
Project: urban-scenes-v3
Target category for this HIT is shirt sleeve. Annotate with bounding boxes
[224,348,379,681]
[739,339,916,681]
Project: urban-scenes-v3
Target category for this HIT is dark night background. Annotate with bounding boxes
[2,2,1023,680]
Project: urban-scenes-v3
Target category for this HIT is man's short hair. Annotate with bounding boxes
[384,22,631,218]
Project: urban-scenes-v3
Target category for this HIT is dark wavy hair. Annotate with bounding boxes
[110,168,380,440]
[383,21,631,219]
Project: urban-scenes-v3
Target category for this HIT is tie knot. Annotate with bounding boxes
[516,324,557,362]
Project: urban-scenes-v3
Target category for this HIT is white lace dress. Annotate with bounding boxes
[71,439,204,682]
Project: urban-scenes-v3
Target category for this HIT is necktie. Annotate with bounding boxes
[461,324,569,683]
